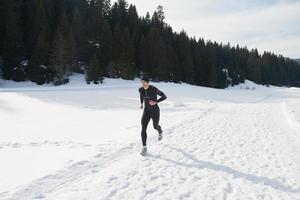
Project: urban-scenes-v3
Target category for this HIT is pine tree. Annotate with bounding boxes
[71,6,89,63]
[86,55,104,84]
[49,31,69,85]
[128,5,138,34]
[147,27,165,79]
[152,5,165,29]
[87,0,112,73]
[49,11,76,85]
[156,5,165,23]
[208,64,218,88]
[25,0,49,56]
[247,49,261,83]
[119,28,135,80]
[0,1,8,57]
[65,28,77,71]
[175,31,195,84]
[2,2,25,81]
[138,35,150,75]
[28,30,50,85]
[110,0,128,29]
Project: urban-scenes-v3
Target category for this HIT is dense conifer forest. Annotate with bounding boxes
[0,0,299,88]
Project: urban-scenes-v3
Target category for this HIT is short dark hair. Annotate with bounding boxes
[141,76,149,82]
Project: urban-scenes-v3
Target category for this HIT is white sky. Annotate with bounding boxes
[112,0,300,59]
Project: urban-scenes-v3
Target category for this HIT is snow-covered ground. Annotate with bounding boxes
[0,74,300,200]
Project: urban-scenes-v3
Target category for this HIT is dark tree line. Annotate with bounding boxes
[0,0,300,88]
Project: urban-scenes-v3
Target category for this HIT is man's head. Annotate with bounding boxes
[140,76,149,88]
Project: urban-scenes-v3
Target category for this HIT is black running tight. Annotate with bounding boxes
[141,106,162,146]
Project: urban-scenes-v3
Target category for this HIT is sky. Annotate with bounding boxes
[112,0,300,59]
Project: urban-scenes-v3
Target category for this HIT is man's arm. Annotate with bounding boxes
[139,88,144,104]
[156,88,167,103]
[139,88,144,108]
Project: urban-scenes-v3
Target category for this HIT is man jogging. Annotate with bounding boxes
[138,76,167,156]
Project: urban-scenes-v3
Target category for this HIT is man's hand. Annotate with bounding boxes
[140,104,143,109]
[149,100,157,106]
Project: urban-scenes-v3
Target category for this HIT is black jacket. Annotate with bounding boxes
[139,85,167,109]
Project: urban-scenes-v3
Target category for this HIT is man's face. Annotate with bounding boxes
[141,80,149,88]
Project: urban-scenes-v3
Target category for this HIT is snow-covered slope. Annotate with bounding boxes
[1,75,300,200]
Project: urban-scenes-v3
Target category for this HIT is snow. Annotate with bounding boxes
[20,60,28,67]
[1,74,300,199]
